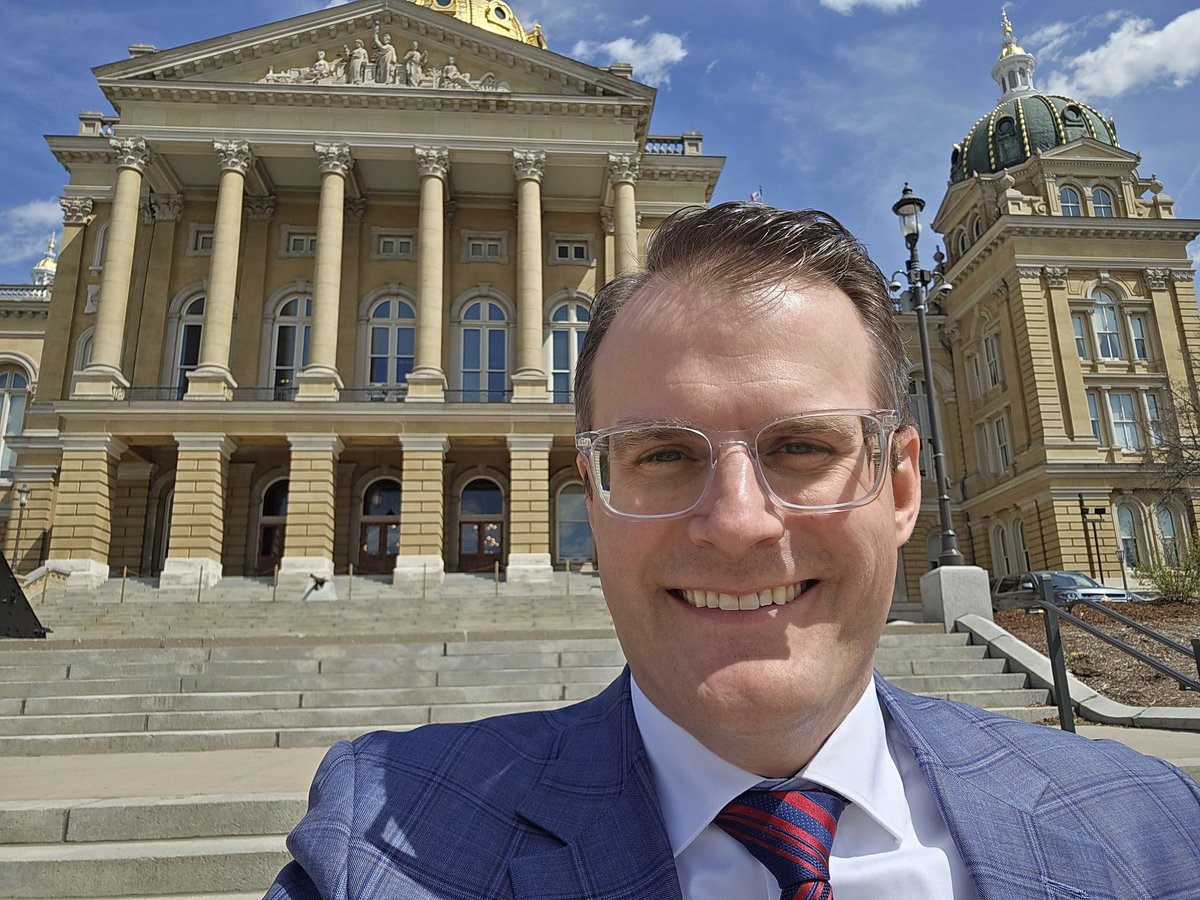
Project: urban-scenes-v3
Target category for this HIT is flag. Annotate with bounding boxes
[749,186,763,203]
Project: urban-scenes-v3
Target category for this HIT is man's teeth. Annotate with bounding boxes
[681,583,806,610]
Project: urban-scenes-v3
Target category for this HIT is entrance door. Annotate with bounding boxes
[256,479,288,576]
[359,478,401,574]
[458,478,504,572]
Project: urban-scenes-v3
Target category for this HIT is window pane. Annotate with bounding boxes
[488,329,506,368]
[463,329,481,366]
[371,326,389,356]
[462,480,503,515]
[552,330,569,369]
[396,327,415,357]
[180,323,203,367]
[372,301,391,319]
[487,302,505,322]
[370,358,388,383]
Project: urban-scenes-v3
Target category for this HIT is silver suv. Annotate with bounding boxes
[990,571,1147,611]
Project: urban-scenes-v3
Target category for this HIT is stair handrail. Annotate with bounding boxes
[1037,574,1200,734]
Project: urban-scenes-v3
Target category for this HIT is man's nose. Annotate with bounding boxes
[687,441,785,553]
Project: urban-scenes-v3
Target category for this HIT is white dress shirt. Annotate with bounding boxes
[630,676,979,900]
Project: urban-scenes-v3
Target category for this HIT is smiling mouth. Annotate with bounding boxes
[671,581,816,611]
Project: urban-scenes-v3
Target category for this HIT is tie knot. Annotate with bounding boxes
[715,788,848,900]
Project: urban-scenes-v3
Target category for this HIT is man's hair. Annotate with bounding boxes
[574,201,911,433]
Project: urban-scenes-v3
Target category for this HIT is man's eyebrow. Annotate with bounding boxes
[607,416,695,430]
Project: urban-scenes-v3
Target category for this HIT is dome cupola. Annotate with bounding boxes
[409,0,547,48]
[949,14,1119,184]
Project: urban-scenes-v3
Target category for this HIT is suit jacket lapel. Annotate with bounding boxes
[876,675,1118,900]
[509,671,683,900]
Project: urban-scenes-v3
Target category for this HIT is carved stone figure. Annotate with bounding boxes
[403,41,426,86]
[344,39,368,84]
[374,27,397,84]
[310,50,331,81]
[441,56,473,89]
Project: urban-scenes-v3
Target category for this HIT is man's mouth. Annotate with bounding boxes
[670,581,817,611]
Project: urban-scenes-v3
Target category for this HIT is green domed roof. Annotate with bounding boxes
[950,94,1119,184]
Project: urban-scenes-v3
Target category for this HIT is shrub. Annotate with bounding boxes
[1133,529,1200,603]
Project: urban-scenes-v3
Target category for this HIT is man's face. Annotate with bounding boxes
[582,278,921,772]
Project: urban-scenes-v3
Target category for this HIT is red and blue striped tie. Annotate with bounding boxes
[715,788,848,900]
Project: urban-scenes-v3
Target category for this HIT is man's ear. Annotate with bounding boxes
[575,454,593,500]
[890,424,922,547]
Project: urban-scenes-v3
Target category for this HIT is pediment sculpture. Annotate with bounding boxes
[257,22,510,92]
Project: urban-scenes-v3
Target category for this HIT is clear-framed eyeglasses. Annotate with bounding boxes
[575,409,901,520]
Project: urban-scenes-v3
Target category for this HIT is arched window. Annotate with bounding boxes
[1091,187,1114,218]
[1062,105,1088,142]
[459,299,508,402]
[957,231,969,256]
[555,483,592,564]
[458,478,504,571]
[994,116,1021,168]
[366,298,416,390]
[1156,505,1183,566]
[90,220,110,273]
[991,523,1012,576]
[1012,518,1030,573]
[175,295,205,397]
[906,378,933,479]
[256,479,288,576]
[0,368,30,474]
[359,478,402,574]
[1116,505,1141,567]
[272,296,312,399]
[547,300,590,403]
[972,216,984,239]
[1091,289,1122,360]
[1059,186,1082,217]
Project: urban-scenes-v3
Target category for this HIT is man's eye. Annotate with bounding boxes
[780,441,822,455]
[640,447,688,464]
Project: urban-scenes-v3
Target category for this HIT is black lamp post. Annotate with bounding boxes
[14,484,30,571]
[892,184,963,566]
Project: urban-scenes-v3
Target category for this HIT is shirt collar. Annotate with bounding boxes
[630,675,908,858]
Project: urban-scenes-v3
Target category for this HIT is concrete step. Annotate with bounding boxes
[884,673,1030,693]
[0,835,289,899]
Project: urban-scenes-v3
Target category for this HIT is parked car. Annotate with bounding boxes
[990,571,1149,611]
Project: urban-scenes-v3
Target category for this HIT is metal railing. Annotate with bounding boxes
[443,390,514,403]
[123,386,186,401]
[1037,574,1200,733]
[340,387,408,403]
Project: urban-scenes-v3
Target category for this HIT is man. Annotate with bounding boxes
[267,203,1200,899]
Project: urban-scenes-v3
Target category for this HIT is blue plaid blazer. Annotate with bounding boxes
[266,671,1200,899]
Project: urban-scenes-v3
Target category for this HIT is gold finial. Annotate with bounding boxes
[1002,9,1012,39]
[47,233,56,255]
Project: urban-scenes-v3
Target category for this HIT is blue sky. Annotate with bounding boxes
[2,0,1198,283]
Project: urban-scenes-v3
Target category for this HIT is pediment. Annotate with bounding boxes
[93,0,651,102]
[1038,138,1139,165]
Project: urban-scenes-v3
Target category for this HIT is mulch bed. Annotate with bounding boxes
[995,602,1200,708]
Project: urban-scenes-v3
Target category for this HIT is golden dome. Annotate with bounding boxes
[409,0,547,49]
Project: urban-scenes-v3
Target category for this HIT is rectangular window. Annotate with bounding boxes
[187,225,215,256]
[1087,391,1102,442]
[1144,393,1163,446]
[1094,307,1122,359]
[461,232,508,263]
[994,416,1010,471]
[469,239,501,259]
[983,334,1002,388]
[1072,313,1089,360]
[974,423,991,475]
[1129,315,1148,361]
[966,354,982,399]
[282,230,318,257]
[1108,391,1141,450]
[375,231,415,259]
[553,240,590,262]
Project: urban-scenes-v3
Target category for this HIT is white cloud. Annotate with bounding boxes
[571,32,687,86]
[631,15,650,28]
[0,200,61,272]
[819,0,921,14]
[1041,10,1200,99]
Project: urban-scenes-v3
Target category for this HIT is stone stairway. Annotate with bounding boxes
[0,583,1056,898]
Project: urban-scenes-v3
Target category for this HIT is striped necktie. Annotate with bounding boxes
[715,787,848,900]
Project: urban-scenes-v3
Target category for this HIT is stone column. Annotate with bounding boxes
[189,141,252,399]
[609,153,641,276]
[407,147,449,401]
[75,138,151,399]
[394,434,448,589]
[600,207,615,288]
[130,194,183,386]
[506,434,554,584]
[279,434,343,594]
[1038,267,1093,444]
[45,434,127,587]
[511,150,550,402]
[38,199,92,402]
[160,434,236,588]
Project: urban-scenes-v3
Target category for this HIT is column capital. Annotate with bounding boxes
[315,142,354,176]
[110,137,152,173]
[60,433,128,459]
[398,434,449,454]
[1145,268,1171,291]
[1172,268,1196,284]
[416,146,450,179]
[600,206,614,234]
[244,195,276,222]
[287,433,345,456]
[513,149,546,183]
[506,434,553,452]
[214,139,253,175]
[146,193,183,224]
[173,433,237,458]
[60,197,94,226]
[608,152,641,185]
[345,197,367,223]
[1042,266,1069,289]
